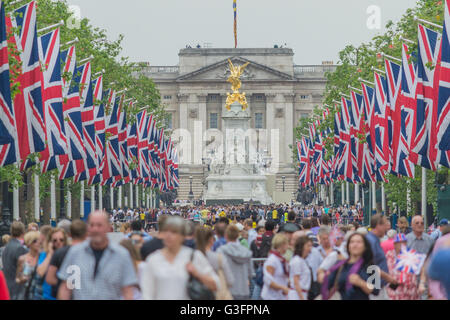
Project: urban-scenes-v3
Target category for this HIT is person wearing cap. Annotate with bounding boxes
[386,234,419,300]
[430,219,449,241]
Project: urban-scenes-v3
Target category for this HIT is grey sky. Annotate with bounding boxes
[66,0,419,66]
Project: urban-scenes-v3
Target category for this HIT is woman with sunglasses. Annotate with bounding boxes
[34,228,68,300]
[15,231,41,300]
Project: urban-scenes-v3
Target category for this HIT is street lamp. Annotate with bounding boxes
[0,181,12,237]
[189,175,194,202]
[282,176,286,192]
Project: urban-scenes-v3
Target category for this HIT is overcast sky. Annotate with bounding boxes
[66,0,419,66]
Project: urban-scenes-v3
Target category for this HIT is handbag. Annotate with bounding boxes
[186,250,216,300]
[307,265,321,301]
[215,253,233,300]
[315,265,344,300]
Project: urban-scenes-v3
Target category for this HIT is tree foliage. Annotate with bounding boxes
[293,0,449,215]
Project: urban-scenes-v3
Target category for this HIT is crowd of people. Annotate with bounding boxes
[0,202,449,300]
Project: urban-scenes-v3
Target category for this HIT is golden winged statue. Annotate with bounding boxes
[225,59,250,111]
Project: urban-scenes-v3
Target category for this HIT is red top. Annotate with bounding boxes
[0,271,10,300]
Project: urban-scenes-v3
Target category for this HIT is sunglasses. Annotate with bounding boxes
[52,238,64,243]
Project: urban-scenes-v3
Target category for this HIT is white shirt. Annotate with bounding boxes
[261,253,289,300]
[288,255,311,300]
[140,246,219,300]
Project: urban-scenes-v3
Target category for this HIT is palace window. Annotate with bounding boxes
[255,113,264,129]
[209,113,218,129]
[163,95,172,100]
[207,94,220,102]
[300,95,309,100]
[254,94,265,101]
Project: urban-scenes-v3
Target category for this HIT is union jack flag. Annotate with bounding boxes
[361,83,376,182]
[0,1,17,167]
[38,28,67,174]
[127,120,138,181]
[101,92,121,185]
[7,1,46,164]
[437,0,450,165]
[332,109,341,180]
[395,247,426,282]
[75,62,96,183]
[117,99,129,184]
[413,24,442,170]
[349,91,364,183]
[56,45,82,180]
[385,58,415,177]
[298,137,310,187]
[338,97,354,182]
[88,76,104,185]
[399,43,420,168]
[373,72,390,181]
[170,143,179,189]
[136,111,150,183]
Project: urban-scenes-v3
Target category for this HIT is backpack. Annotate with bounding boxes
[258,235,273,258]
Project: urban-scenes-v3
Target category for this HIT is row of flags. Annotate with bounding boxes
[297,0,450,187]
[0,1,179,192]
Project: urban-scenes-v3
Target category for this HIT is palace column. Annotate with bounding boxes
[266,93,277,170]
[197,94,207,137]
[283,93,295,166]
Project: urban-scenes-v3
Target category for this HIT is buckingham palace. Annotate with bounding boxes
[139,47,336,202]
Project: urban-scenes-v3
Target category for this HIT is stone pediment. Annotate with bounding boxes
[176,57,295,82]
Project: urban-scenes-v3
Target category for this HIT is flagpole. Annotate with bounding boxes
[422,167,427,227]
[413,16,443,30]
[341,182,345,206]
[136,184,139,209]
[13,164,19,221]
[110,186,114,211]
[358,78,375,86]
[371,181,376,213]
[60,37,79,48]
[346,181,350,205]
[91,185,95,214]
[407,180,411,216]
[80,181,85,219]
[355,182,359,207]
[371,66,385,74]
[330,182,334,206]
[399,36,415,45]
[51,177,56,221]
[67,186,72,220]
[98,184,103,212]
[150,189,153,209]
[130,183,134,209]
[381,182,386,214]
[37,20,64,34]
[380,52,402,63]
[34,173,40,222]
[118,186,122,209]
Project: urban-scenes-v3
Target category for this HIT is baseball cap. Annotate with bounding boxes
[394,233,407,243]
[439,219,449,226]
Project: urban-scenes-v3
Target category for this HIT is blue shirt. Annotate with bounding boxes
[366,232,389,286]
[38,252,55,300]
[306,247,323,282]
[212,237,227,252]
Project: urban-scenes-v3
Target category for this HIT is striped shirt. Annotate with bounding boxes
[58,240,138,300]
